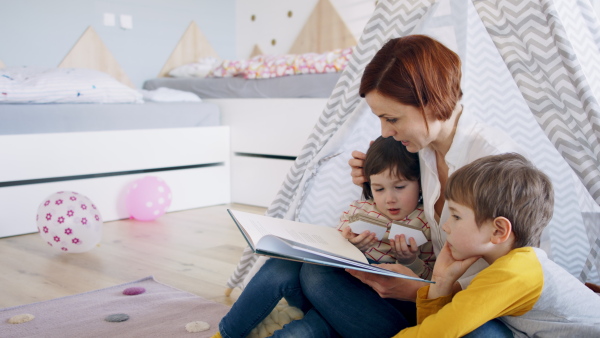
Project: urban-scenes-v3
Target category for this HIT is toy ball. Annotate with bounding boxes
[36,191,103,253]
[125,176,172,221]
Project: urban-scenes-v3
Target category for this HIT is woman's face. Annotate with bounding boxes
[365,91,442,153]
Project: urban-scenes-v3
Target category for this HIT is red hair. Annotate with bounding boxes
[360,35,463,128]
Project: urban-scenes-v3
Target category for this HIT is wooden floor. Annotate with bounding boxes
[0,203,266,309]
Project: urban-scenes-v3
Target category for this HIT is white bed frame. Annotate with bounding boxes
[207,98,327,208]
[0,126,230,238]
[0,98,326,238]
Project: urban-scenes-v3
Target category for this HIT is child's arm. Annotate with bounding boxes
[392,248,543,337]
[337,202,378,252]
[340,226,378,252]
[428,243,480,299]
[389,219,435,280]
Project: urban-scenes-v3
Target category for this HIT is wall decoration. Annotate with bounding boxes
[158,21,220,78]
[249,44,264,58]
[0,60,5,68]
[288,0,357,54]
[58,26,134,88]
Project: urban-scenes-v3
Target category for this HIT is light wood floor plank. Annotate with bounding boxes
[0,203,265,309]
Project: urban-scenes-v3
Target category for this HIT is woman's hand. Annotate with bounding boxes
[428,242,480,299]
[349,150,367,186]
[341,226,377,252]
[346,263,426,302]
[389,235,419,265]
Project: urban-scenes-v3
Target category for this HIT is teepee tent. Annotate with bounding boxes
[227,0,600,291]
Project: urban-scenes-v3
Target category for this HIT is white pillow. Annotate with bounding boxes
[168,57,220,78]
[0,66,143,104]
[139,87,201,102]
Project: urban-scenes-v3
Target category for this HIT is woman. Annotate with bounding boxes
[298,35,524,337]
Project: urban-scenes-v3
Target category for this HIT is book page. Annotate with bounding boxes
[349,220,387,240]
[388,223,427,247]
[229,209,368,263]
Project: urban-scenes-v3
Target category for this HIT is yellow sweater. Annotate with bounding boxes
[393,247,600,337]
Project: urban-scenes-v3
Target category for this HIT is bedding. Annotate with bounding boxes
[0,67,143,104]
[144,48,351,99]
[0,102,219,135]
[142,72,341,99]
[209,47,353,79]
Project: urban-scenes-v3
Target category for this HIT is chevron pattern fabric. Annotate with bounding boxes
[226,0,600,289]
[473,0,600,283]
[462,0,590,278]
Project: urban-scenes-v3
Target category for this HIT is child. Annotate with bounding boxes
[214,136,432,338]
[338,136,434,280]
[394,153,600,337]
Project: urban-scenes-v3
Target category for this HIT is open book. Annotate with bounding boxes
[228,209,432,282]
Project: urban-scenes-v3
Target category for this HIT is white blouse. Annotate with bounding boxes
[419,106,527,287]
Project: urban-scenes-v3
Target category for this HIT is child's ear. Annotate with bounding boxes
[490,217,512,244]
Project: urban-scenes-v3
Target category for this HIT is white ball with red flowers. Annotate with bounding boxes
[36,191,103,253]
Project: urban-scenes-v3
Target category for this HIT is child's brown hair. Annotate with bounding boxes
[445,153,554,248]
[362,136,420,200]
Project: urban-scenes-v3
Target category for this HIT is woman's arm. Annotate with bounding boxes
[346,264,428,302]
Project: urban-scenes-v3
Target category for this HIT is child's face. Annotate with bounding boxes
[442,200,494,260]
[369,168,420,221]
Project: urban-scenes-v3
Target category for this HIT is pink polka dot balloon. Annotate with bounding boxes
[125,176,172,221]
[36,191,103,253]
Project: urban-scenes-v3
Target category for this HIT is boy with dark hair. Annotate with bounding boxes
[394,153,600,337]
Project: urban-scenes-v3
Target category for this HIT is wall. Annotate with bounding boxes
[0,0,236,88]
[235,0,375,58]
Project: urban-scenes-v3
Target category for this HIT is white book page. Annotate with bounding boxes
[229,209,368,263]
[388,223,427,247]
[349,220,387,241]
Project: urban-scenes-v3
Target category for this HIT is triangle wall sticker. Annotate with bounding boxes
[288,0,357,54]
[58,26,135,87]
[158,21,219,77]
[249,44,264,58]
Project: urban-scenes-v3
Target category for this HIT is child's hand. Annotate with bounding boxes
[389,234,419,265]
[428,242,481,299]
[341,226,377,252]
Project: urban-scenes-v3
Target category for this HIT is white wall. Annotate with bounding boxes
[0,0,236,88]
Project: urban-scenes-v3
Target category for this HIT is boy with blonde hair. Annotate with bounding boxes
[395,153,600,337]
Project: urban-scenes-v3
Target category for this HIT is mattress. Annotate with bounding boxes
[142,73,341,99]
[0,102,220,135]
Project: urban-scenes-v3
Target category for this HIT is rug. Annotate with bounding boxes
[0,276,229,337]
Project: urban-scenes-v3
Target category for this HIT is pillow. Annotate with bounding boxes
[244,54,297,79]
[0,66,143,104]
[208,59,249,78]
[139,87,201,102]
[207,47,354,80]
[168,57,220,78]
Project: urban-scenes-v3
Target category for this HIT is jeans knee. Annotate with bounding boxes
[256,259,302,287]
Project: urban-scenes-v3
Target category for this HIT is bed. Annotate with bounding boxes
[0,67,230,238]
[142,50,349,207]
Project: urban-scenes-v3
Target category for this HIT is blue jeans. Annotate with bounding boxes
[464,319,514,338]
[300,264,513,338]
[300,264,415,338]
[219,259,338,338]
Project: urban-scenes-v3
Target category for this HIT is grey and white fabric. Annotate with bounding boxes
[226,0,600,289]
